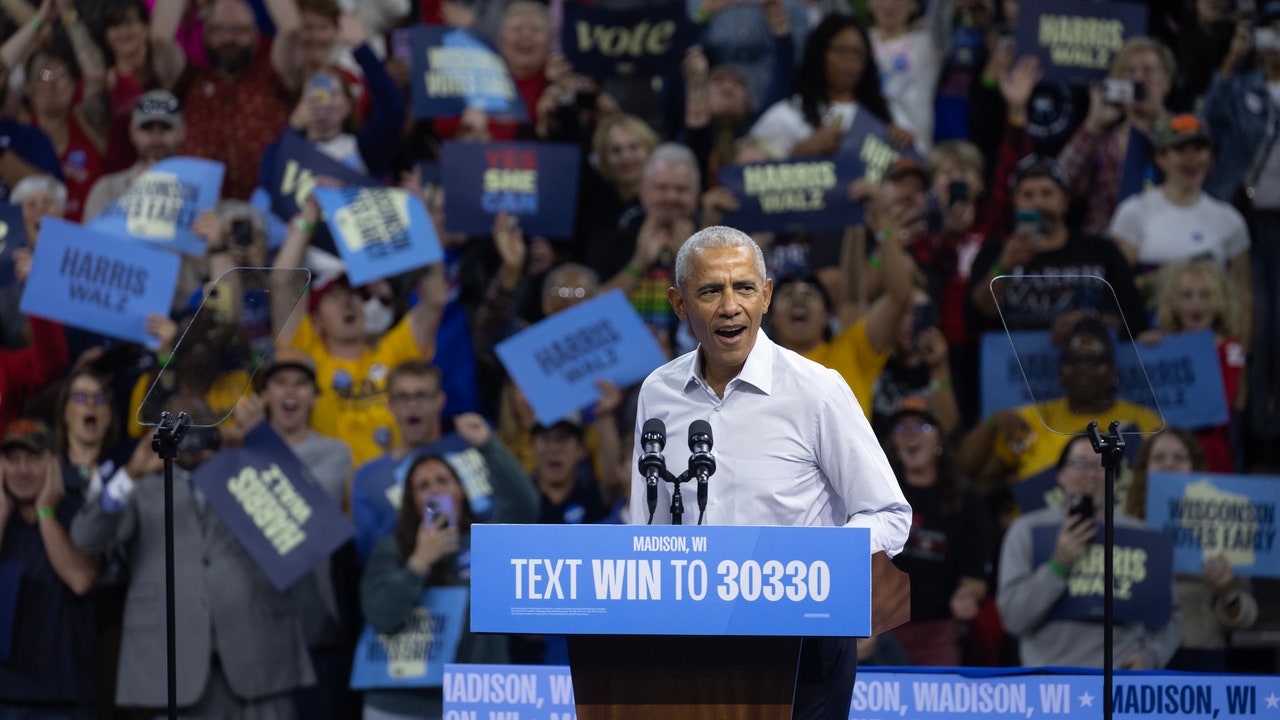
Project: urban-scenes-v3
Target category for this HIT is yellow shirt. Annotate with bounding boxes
[993,397,1164,482]
[127,370,252,439]
[801,318,890,418]
[292,314,430,466]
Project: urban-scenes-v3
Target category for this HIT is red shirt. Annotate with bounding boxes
[176,43,292,200]
[0,317,68,439]
[104,73,146,174]
[53,116,103,223]
[1196,336,1246,473]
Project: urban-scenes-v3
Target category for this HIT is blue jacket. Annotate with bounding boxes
[1203,68,1276,202]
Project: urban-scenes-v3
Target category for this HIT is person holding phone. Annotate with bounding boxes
[996,434,1182,669]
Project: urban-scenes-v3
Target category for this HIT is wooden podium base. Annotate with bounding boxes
[566,634,803,720]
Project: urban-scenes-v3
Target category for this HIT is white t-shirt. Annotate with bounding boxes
[749,97,858,156]
[1109,187,1250,267]
[871,28,941,154]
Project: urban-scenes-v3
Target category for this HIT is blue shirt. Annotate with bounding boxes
[0,120,63,203]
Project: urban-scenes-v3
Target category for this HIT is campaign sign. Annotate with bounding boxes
[89,157,225,256]
[1031,524,1173,627]
[494,289,666,426]
[263,132,379,228]
[440,141,581,238]
[312,186,443,287]
[1016,0,1148,85]
[719,156,866,233]
[19,218,180,348]
[350,587,468,689]
[1010,466,1061,515]
[443,664,1280,720]
[835,110,919,185]
[470,524,873,637]
[191,439,355,591]
[979,329,1224,428]
[562,2,698,77]
[0,204,25,286]
[1144,471,1280,578]
[409,25,528,121]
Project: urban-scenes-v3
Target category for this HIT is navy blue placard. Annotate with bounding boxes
[1031,524,1173,628]
[409,25,528,121]
[440,141,581,238]
[835,110,921,185]
[349,587,469,689]
[88,157,225,256]
[719,157,866,233]
[1010,466,1062,515]
[1145,471,1280,578]
[470,524,873,637]
[264,132,379,224]
[1016,0,1148,85]
[312,186,443,286]
[0,204,26,286]
[191,434,355,592]
[561,2,698,77]
[18,217,181,348]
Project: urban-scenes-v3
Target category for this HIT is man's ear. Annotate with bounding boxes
[668,286,688,322]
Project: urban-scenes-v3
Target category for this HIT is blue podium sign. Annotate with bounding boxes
[470,524,873,637]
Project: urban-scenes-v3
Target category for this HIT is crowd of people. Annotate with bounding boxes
[1,0,1279,717]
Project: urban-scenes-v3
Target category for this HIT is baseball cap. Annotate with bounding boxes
[2,419,53,454]
[132,90,181,129]
[531,414,586,439]
[308,271,355,314]
[1153,114,1211,151]
[883,156,929,185]
[1011,154,1069,192]
[887,396,942,429]
[255,346,318,390]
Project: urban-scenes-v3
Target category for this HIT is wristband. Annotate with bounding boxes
[36,507,56,521]
[692,7,709,23]
[980,75,998,89]
[30,15,43,29]
[158,352,173,368]
[294,217,316,233]
[1047,558,1070,579]
[867,254,884,270]
[930,378,952,392]
[989,263,1005,276]
[61,9,78,26]
[624,262,643,279]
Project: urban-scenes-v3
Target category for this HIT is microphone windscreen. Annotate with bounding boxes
[689,419,712,448]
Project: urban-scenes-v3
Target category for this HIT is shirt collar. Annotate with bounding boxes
[682,330,775,397]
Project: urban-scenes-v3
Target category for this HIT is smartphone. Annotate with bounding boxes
[230,219,253,247]
[1257,27,1280,51]
[1014,208,1042,235]
[1068,494,1096,521]
[424,494,457,528]
[306,73,337,102]
[911,303,935,340]
[1102,77,1135,104]
[948,180,969,208]
[391,28,412,64]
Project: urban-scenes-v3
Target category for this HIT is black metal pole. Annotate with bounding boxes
[1088,420,1125,720]
[152,412,189,720]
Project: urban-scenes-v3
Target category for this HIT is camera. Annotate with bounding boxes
[1014,208,1042,235]
[230,219,253,247]
[1102,78,1146,105]
[1068,494,1095,521]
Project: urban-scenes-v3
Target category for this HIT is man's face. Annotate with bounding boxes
[131,121,184,164]
[640,161,698,227]
[769,280,827,351]
[669,245,772,383]
[204,0,258,75]
[314,283,365,344]
[532,428,585,486]
[1013,176,1068,230]
[262,368,317,434]
[2,448,48,504]
[1155,142,1211,188]
[879,174,928,227]
[387,373,445,447]
[499,10,551,79]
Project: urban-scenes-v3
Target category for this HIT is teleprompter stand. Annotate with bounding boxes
[1088,420,1125,720]
[152,411,190,720]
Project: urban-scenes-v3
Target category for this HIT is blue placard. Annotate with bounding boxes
[350,587,468,689]
[264,133,379,224]
[1144,471,1280,578]
[494,289,666,426]
[440,141,581,238]
[561,2,698,77]
[88,157,225,256]
[1118,126,1160,205]
[0,562,18,662]
[979,330,1224,429]
[835,110,920,185]
[444,664,1280,720]
[0,204,26,286]
[1031,524,1173,627]
[312,186,443,287]
[190,435,355,592]
[718,156,867,233]
[409,25,528,121]
[1016,0,1148,85]
[470,524,873,636]
[18,217,181,348]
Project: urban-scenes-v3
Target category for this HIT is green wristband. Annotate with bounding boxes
[624,262,643,279]
[36,507,56,521]
[1047,558,1070,579]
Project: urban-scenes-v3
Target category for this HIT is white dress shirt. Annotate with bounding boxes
[629,331,911,556]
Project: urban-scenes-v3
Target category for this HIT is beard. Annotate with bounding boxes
[207,42,254,75]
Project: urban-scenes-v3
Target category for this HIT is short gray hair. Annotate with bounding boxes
[674,225,766,291]
[642,142,701,188]
[11,174,67,211]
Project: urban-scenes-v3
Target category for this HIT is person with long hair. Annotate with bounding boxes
[54,370,121,496]
[1124,428,1257,672]
[882,397,991,666]
[359,414,537,720]
[98,0,158,173]
[748,14,907,157]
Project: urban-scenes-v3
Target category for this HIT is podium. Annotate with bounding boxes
[470,525,910,720]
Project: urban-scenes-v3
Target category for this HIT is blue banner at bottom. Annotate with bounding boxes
[444,664,1280,719]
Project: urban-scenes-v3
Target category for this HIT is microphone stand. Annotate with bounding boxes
[152,411,190,720]
[1087,420,1124,720]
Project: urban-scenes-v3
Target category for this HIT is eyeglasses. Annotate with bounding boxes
[893,421,934,435]
[549,286,590,299]
[71,392,108,407]
[390,390,440,405]
[135,96,180,115]
[34,68,71,84]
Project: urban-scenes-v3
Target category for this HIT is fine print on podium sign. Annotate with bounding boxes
[470,525,873,637]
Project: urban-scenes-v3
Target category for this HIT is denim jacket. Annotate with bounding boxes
[1203,68,1278,202]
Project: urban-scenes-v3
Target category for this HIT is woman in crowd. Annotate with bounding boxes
[1125,428,1258,672]
[54,369,122,496]
[99,0,156,172]
[748,14,905,157]
[570,113,659,264]
[867,0,953,152]
[882,397,991,665]
[360,415,537,720]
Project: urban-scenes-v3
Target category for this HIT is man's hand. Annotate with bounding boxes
[232,392,266,435]
[1203,553,1236,593]
[13,247,32,285]
[125,436,163,481]
[950,585,982,621]
[455,412,492,447]
[193,209,226,250]
[145,313,178,356]
[916,327,949,369]
[1082,83,1124,134]
[699,186,739,228]
[998,55,1042,117]
[593,379,622,417]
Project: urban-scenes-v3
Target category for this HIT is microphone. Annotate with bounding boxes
[688,420,716,525]
[638,418,667,524]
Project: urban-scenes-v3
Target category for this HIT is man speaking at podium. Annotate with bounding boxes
[629,226,912,720]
